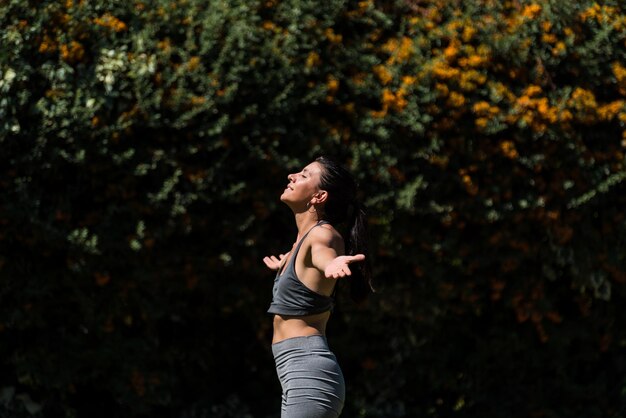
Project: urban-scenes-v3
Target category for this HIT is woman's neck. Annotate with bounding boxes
[293,211,320,239]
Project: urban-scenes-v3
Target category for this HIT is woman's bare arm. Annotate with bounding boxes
[310,227,365,279]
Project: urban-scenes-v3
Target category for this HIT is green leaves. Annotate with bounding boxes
[1,0,625,417]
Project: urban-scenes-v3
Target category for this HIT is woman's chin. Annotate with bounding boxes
[280,188,294,201]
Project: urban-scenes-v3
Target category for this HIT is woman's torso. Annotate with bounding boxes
[271,223,342,344]
[272,311,331,343]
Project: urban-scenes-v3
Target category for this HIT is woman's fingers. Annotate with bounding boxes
[335,266,349,278]
[263,253,288,270]
[345,254,365,263]
[327,264,353,279]
[263,255,280,270]
[262,257,275,269]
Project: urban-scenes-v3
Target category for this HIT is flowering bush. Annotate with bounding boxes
[1,0,625,416]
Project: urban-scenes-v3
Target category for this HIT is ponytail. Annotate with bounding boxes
[315,156,374,303]
[345,200,374,303]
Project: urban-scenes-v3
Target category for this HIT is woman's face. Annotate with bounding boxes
[280,161,324,206]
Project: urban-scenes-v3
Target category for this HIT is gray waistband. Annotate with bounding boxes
[271,334,328,354]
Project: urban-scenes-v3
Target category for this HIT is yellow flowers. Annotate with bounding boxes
[461,55,487,68]
[580,3,626,31]
[552,41,566,56]
[580,4,617,23]
[541,33,557,44]
[459,69,486,91]
[373,65,393,85]
[190,96,205,106]
[324,28,342,44]
[262,21,275,30]
[402,75,417,86]
[357,0,372,12]
[458,168,478,196]
[443,41,460,61]
[435,83,449,96]
[498,85,566,132]
[94,13,127,32]
[39,34,57,54]
[345,0,372,17]
[325,75,340,104]
[613,62,626,93]
[60,41,84,64]
[305,51,321,68]
[326,76,339,94]
[366,1,625,141]
[447,91,465,108]
[499,141,519,159]
[569,88,597,111]
[186,56,201,71]
[372,65,419,116]
[472,101,500,117]
[521,4,542,19]
[472,101,500,131]
[488,81,515,102]
[432,60,461,80]
[157,38,171,52]
[371,87,408,118]
[351,72,366,86]
[472,101,491,114]
[475,118,489,130]
[524,85,542,97]
[597,101,624,121]
[461,25,476,42]
[383,37,414,65]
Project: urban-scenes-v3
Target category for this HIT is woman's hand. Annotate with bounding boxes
[324,254,366,279]
[263,253,286,271]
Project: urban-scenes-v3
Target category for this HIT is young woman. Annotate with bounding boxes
[263,156,373,418]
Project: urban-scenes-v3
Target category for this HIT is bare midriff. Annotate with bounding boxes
[272,311,331,344]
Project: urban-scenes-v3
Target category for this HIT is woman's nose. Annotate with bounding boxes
[287,173,295,182]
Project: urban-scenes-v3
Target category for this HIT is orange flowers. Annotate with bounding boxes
[447,91,465,107]
[325,75,340,103]
[499,140,519,159]
[60,41,85,64]
[570,88,597,109]
[305,51,321,68]
[580,4,617,23]
[39,34,57,54]
[613,62,626,93]
[383,37,414,65]
[432,60,461,80]
[371,88,408,118]
[186,56,201,71]
[373,64,393,85]
[521,4,542,19]
[597,101,625,121]
[94,13,127,32]
[324,28,342,44]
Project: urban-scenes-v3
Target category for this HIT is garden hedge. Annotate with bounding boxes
[1,0,625,417]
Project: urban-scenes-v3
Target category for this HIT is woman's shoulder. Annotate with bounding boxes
[309,222,343,246]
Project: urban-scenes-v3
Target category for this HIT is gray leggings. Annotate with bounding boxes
[272,335,345,418]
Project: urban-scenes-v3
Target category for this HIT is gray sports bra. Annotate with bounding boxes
[267,221,336,316]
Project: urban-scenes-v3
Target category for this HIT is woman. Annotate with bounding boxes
[263,156,373,418]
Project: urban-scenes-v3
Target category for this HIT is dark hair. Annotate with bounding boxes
[315,156,374,302]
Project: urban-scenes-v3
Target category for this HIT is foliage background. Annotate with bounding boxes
[1,0,626,416]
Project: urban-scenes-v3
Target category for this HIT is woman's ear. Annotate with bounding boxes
[311,190,328,205]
